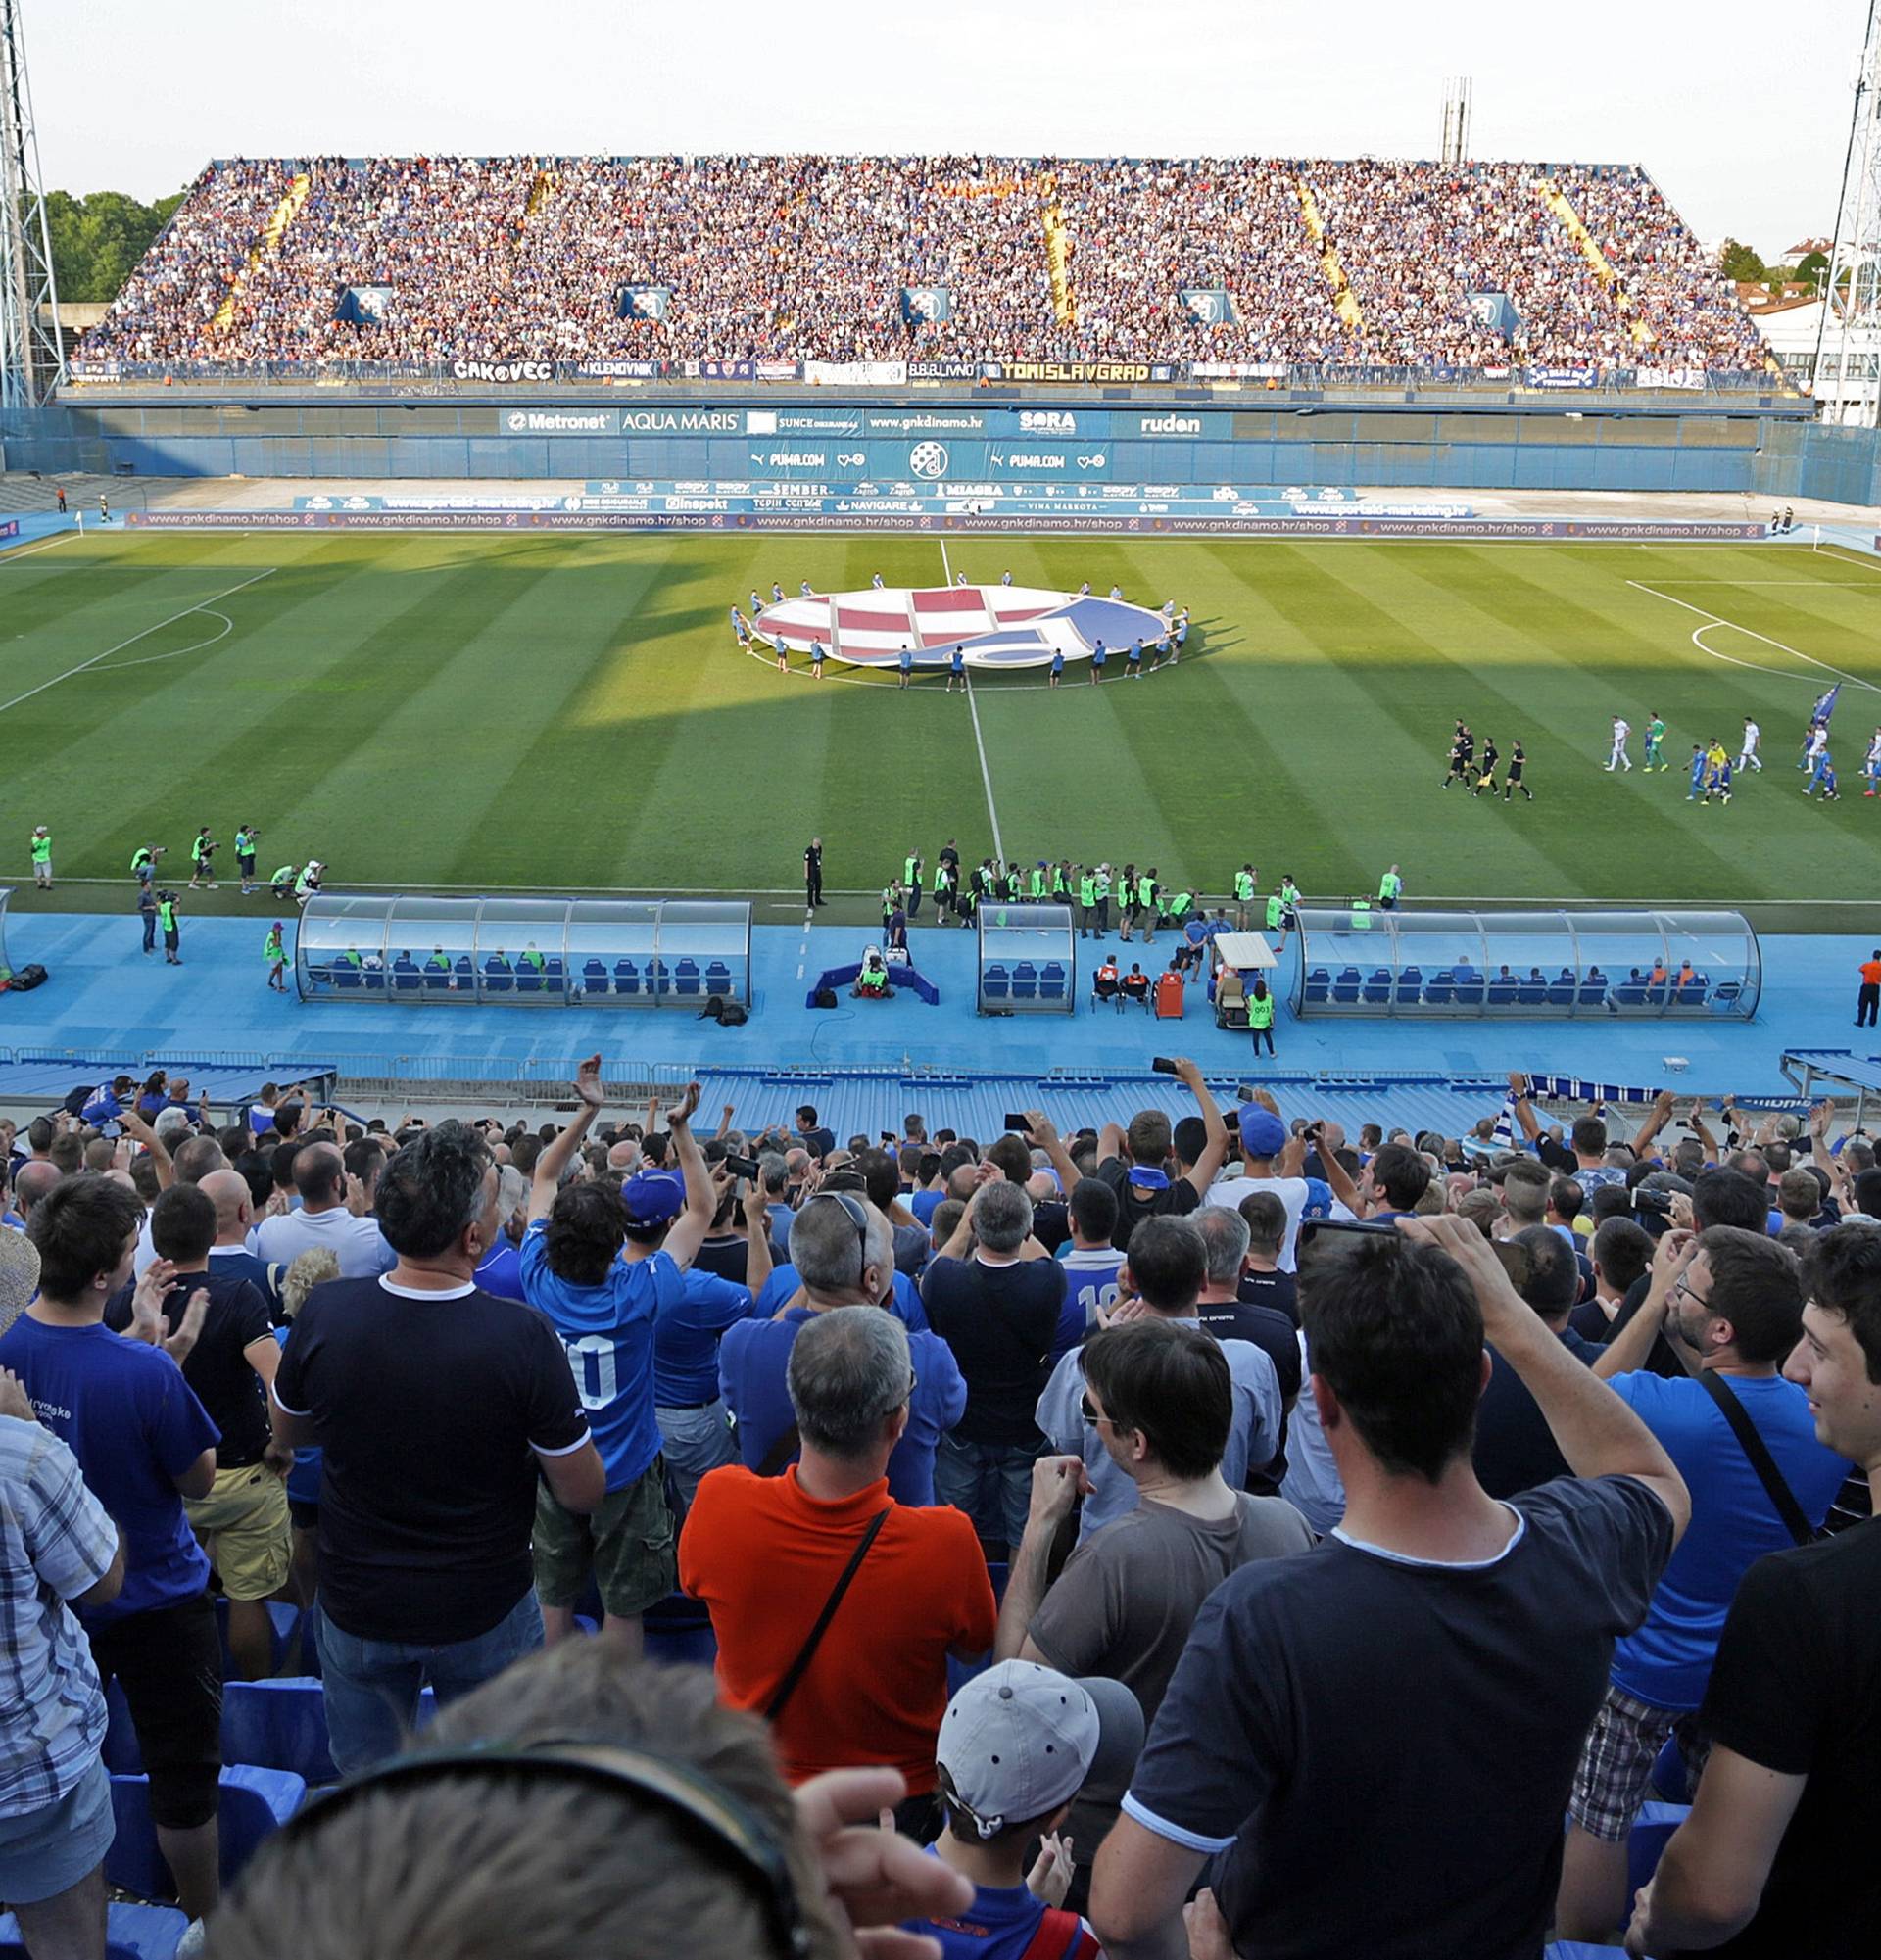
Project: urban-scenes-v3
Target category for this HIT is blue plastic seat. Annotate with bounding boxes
[1487,979,1519,1006]
[214,1597,302,1678]
[648,959,670,997]
[0,1902,188,1959]
[984,963,1011,1002]
[1519,980,1548,1006]
[423,960,455,993]
[1011,961,1038,1000]
[1577,980,1608,1006]
[333,963,362,990]
[1332,967,1362,1004]
[614,958,641,996]
[1626,1800,1691,1898]
[1362,968,1392,1005]
[1304,967,1330,1005]
[704,959,732,995]
[454,955,475,987]
[483,959,513,994]
[1548,981,1575,1006]
[108,1766,306,1897]
[1039,961,1066,1001]
[393,959,421,993]
[1455,980,1485,1006]
[584,957,609,992]
[222,1678,338,1786]
[674,958,702,996]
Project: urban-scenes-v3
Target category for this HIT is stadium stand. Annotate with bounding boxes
[76,155,1766,377]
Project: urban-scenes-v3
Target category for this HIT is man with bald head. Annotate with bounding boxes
[12,1158,61,1225]
[250,1140,394,1278]
[129,1132,229,1278]
[200,1168,280,1312]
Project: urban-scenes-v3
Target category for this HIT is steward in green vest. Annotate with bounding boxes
[520,945,547,972]
[904,853,924,918]
[1378,867,1403,909]
[1030,863,1047,900]
[157,893,180,965]
[1052,863,1071,900]
[270,864,297,897]
[1168,889,1194,922]
[1265,892,1284,931]
[425,947,452,971]
[1078,873,1097,938]
[1248,987,1275,1029]
[1351,896,1373,930]
[1233,865,1255,928]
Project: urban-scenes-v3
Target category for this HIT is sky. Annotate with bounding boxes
[27,0,1861,258]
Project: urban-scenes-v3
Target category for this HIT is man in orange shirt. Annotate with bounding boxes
[681,1305,995,1840]
[1857,949,1881,1028]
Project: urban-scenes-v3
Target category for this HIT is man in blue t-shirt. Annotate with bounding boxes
[653,1176,775,1514]
[1556,1224,1850,1941]
[521,1060,715,1644]
[719,1192,965,1505]
[0,1173,224,1925]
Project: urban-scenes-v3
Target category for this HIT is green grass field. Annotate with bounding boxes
[6,528,1881,928]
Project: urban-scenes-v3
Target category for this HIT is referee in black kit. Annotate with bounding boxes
[804,837,825,907]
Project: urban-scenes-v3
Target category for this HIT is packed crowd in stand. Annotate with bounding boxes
[2,1057,1876,1958]
[79,154,1766,376]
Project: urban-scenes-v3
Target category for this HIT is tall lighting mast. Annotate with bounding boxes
[1817,1,1881,425]
[0,0,65,409]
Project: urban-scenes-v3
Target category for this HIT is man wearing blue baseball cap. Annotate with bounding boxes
[1209,1093,1353,1275]
[1087,1059,1230,1252]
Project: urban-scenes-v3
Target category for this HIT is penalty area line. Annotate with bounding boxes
[1624,579,1881,696]
[963,669,1005,863]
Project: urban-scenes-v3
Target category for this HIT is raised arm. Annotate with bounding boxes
[1024,1111,1083,1195]
[739,1178,774,1294]
[1175,1057,1229,1195]
[527,1055,605,1224]
[1630,1088,1678,1161]
[1401,1215,1690,1538]
[116,1107,173,1190]
[1505,1071,1543,1145]
[1689,1100,1721,1164]
[1307,1120,1361,1216]
[660,1083,714,1271]
[1593,1228,1692,1381]
[1809,1099,1850,1205]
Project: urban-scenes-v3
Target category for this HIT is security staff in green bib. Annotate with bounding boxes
[425,946,452,974]
[1078,870,1097,939]
[1234,864,1256,929]
[1030,861,1048,901]
[1166,888,1194,927]
[1378,864,1403,910]
[904,851,924,918]
[1137,871,1160,943]
[1248,976,1277,1056]
[1052,862,1071,902]
[157,891,182,965]
[1265,890,1285,932]
[29,826,52,890]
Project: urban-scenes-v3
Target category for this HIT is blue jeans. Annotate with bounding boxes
[934,1432,1042,1549]
[318,1588,544,1776]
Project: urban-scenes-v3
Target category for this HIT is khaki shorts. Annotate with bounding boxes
[186,1459,292,1601]
[532,1458,676,1618]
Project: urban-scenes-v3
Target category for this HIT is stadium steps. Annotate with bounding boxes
[1534,175,1654,351]
[212,171,311,334]
[1040,173,1076,327]
[1295,176,1363,332]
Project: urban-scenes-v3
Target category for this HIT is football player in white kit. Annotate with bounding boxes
[1606,715,1633,772]
[1737,717,1762,773]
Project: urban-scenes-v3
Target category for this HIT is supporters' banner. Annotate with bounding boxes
[1525,364,1598,389]
[901,286,951,323]
[684,359,759,380]
[451,358,557,383]
[1635,364,1705,390]
[616,286,671,320]
[1468,291,1521,340]
[803,359,909,386]
[573,359,665,379]
[0,519,18,543]
[986,359,1175,384]
[336,284,394,325]
[754,360,800,381]
[907,359,984,380]
[1189,361,1287,379]
[1181,289,1234,326]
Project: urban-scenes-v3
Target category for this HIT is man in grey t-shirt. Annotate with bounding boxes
[997,1318,1310,1899]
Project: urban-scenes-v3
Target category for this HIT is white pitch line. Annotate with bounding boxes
[0,531,77,566]
[940,539,953,588]
[0,568,279,717]
[1625,579,1881,695]
[963,669,1005,862]
[87,610,233,673]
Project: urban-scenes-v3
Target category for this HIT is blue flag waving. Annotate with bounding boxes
[1812,682,1841,726]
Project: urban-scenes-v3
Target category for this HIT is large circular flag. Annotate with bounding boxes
[752,585,1173,670]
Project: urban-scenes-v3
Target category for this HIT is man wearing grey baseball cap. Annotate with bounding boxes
[904,1658,1143,1960]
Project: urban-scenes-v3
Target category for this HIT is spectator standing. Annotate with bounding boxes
[912,1660,1143,1959]
[1089,1059,1228,1249]
[1037,1217,1281,1543]
[997,1322,1311,1900]
[269,1122,605,1774]
[720,1193,964,1505]
[923,1180,1066,1554]
[519,1063,712,1647]
[1190,1205,1303,1491]
[251,1139,395,1277]
[105,1183,289,1682]
[682,1307,996,1832]
[0,1371,125,1960]
[1208,1099,1353,1272]
[1233,1189,1299,1324]
[0,1174,224,1926]
[1624,1222,1881,1960]
[1556,1225,1850,1939]
[1857,948,1881,1029]
[1090,1215,1688,1960]
[1057,1175,1126,1350]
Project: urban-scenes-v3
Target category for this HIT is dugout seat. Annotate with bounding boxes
[392,956,421,992]
[1331,967,1362,1004]
[585,957,610,994]
[648,959,671,997]
[544,956,565,992]
[614,959,641,996]
[0,1903,188,1960]
[1363,968,1392,1004]
[1424,970,1454,1005]
[1548,980,1576,1007]
[1395,965,1424,1005]
[515,962,543,994]
[332,962,362,991]
[705,960,733,996]
[107,1767,306,1898]
[674,958,702,996]
[1039,962,1067,1001]
[1487,977,1519,1006]
[1455,979,1485,1007]
[1303,967,1331,1005]
[1011,961,1037,1000]
[483,957,514,993]
[454,955,475,989]
[1519,979,1548,1006]
[1577,979,1608,1007]
[985,964,1011,1003]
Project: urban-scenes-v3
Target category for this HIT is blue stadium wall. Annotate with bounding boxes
[4,397,1878,504]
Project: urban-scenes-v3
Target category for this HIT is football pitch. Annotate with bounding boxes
[6,527,1881,928]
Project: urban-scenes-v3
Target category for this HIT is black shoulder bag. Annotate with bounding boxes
[1697,1368,1820,1547]
[762,1508,892,1722]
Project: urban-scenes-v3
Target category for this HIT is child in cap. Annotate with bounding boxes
[907,1658,1143,1959]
